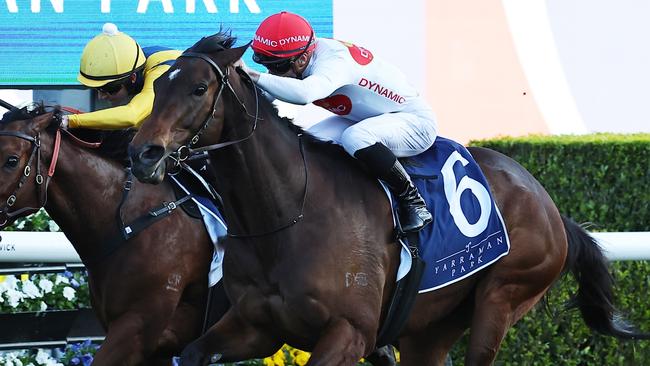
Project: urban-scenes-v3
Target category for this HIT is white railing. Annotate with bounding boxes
[0,231,649,263]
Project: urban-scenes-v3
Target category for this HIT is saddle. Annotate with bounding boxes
[375,137,511,347]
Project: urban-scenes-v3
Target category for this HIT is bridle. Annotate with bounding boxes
[0,129,60,226]
[169,50,309,238]
[170,51,262,163]
[0,119,101,227]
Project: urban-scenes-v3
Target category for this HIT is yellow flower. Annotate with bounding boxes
[395,347,400,363]
[263,357,275,366]
[272,353,285,366]
[0,275,5,283]
[294,351,310,366]
[20,274,29,281]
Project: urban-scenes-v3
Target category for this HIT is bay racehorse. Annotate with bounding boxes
[128,32,648,365]
[0,105,221,365]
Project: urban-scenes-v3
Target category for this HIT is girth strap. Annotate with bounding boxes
[376,232,425,347]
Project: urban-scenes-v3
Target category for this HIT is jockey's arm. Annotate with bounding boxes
[256,59,350,105]
[67,65,169,129]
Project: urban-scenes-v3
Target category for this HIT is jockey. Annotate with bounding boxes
[240,11,437,233]
[60,23,180,129]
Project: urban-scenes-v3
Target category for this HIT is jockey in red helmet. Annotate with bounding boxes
[240,11,437,233]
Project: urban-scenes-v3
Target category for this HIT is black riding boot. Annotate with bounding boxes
[354,143,433,233]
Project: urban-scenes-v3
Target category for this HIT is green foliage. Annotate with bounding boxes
[447,134,650,364]
[449,261,650,364]
[4,208,59,232]
[468,133,650,231]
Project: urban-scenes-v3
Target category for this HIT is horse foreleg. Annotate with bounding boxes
[92,312,163,366]
[306,318,368,366]
[180,309,281,366]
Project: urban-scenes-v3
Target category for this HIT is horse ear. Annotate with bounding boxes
[221,42,251,66]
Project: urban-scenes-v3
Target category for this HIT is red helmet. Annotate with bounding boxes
[252,11,315,59]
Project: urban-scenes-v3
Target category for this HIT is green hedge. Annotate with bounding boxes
[469,133,649,231]
[447,134,650,365]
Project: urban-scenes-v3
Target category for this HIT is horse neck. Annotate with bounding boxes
[212,99,307,236]
[39,131,127,259]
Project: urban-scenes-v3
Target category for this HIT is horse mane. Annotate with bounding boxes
[189,29,238,53]
[0,102,48,125]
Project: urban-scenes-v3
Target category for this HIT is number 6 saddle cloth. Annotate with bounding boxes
[387,137,511,292]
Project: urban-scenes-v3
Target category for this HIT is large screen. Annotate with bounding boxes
[0,0,332,86]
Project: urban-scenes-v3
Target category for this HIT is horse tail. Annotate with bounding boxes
[561,214,650,339]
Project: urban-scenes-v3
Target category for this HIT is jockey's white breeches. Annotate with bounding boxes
[308,99,438,157]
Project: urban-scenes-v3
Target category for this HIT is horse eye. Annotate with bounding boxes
[193,85,208,96]
[4,156,19,169]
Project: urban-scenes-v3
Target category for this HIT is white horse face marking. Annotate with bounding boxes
[169,68,181,81]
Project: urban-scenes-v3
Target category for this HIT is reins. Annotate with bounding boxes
[173,51,308,238]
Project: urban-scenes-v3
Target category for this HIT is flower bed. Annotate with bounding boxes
[0,340,98,366]
[0,271,90,313]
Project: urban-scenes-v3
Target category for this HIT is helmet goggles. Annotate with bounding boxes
[252,53,294,74]
[96,78,127,95]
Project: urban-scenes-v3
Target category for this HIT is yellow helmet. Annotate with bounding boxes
[77,23,146,88]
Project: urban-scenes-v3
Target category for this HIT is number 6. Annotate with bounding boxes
[441,151,492,237]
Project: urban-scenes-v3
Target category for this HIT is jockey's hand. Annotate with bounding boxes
[60,115,69,129]
[234,58,260,82]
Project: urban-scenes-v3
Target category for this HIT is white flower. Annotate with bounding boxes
[40,301,48,312]
[38,278,54,293]
[47,220,60,232]
[35,349,52,364]
[5,288,24,308]
[54,274,69,285]
[3,352,24,366]
[62,286,76,301]
[16,220,25,230]
[21,280,42,298]
[4,353,23,366]
[0,275,19,291]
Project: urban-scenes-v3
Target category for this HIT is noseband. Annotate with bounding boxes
[0,128,62,226]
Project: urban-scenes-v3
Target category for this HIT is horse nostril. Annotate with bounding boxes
[138,145,166,165]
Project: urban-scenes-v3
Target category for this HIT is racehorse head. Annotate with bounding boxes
[130,31,249,184]
[0,104,58,227]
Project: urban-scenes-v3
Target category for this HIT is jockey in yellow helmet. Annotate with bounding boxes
[61,23,180,129]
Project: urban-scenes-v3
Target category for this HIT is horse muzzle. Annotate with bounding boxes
[129,144,167,184]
